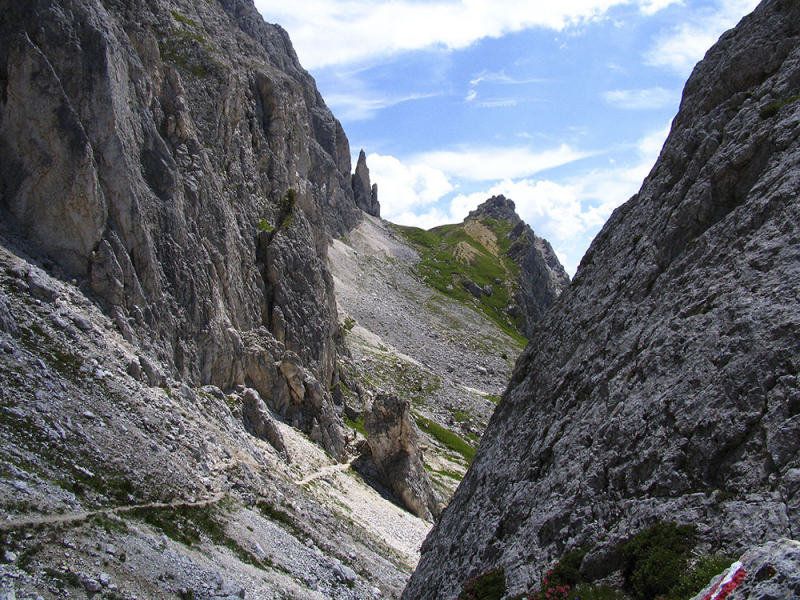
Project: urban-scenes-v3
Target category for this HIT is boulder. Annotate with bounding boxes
[359,394,441,521]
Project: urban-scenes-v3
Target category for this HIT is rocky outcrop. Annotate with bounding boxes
[241,388,289,462]
[0,0,362,457]
[356,394,441,522]
[468,195,570,337]
[352,149,381,218]
[404,0,800,597]
[689,539,800,600]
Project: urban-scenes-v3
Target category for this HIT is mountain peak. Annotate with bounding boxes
[466,195,520,224]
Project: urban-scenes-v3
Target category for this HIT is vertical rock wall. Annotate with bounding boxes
[404,0,800,597]
[0,0,361,457]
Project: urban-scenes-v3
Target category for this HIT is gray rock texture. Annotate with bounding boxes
[404,1,800,598]
[468,195,570,337]
[689,539,800,600]
[352,149,381,218]
[357,393,442,522]
[0,0,362,457]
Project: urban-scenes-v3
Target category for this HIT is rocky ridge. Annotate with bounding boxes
[0,0,368,458]
[0,244,426,599]
[396,195,569,341]
[404,0,800,598]
[466,195,570,338]
[329,213,525,501]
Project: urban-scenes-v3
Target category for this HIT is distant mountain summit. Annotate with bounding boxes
[396,195,569,340]
[404,0,800,597]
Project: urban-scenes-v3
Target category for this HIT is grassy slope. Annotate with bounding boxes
[394,219,527,345]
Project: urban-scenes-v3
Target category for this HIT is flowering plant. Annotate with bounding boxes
[528,570,572,600]
[457,567,507,600]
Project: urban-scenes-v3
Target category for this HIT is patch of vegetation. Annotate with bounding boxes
[170,9,200,28]
[458,567,506,600]
[343,316,356,333]
[451,408,472,422]
[415,415,475,463]
[274,189,298,230]
[356,353,441,408]
[344,413,366,437]
[548,546,590,588]
[257,218,275,232]
[572,585,630,600]
[483,394,502,405]
[256,500,303,538]
[158,25,213,77]
[394,219,528,344]
[424,464,464,482]
[664,554,736,600]
[620,522,696,600]
[88,512,129,535]
[43,567,82,589]
[760,93,800,119]
[126,501,268,570]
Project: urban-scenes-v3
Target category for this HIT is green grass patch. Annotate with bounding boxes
[256,500,303,538]
[415,415,475,463]
[394,218,529,344]
[126,501,268,570]
[257,218,274,232]
[344,414,366,437]
[170,10,200,28]
[458,567,506,600]
[760,93,800,119]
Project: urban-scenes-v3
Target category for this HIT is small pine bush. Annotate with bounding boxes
[620,522,696,600]
[458,567,507,600]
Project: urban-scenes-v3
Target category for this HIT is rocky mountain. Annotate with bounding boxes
[329,213,525,502]
[0,0,574,597]
[396,195,569,341]
[0,0,369,457]
[403,0,800,598]
[352,150,381,218]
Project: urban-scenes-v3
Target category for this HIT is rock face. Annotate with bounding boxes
[352,149,381,218]
[404,1,800,598]
[358,394,442,522]
[0,0,362,457]
[467,195,570,337]
[689,539,800,600]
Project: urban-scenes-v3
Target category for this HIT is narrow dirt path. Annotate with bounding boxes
[295,460,354,486]
[0,492,226,531]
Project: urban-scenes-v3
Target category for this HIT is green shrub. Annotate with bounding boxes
[620,522,696,600]
[458,567,506,600]
[415,416,476,462]
[665,554,736,600]
[548,547,589,588]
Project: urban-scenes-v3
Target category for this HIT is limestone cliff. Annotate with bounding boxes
[467,195,570,338]
[352,149,381,218]
[396,195,569,341]
[404,0,800,597]
[0,0,363,456]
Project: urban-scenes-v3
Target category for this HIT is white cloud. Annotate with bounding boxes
[440,124,671,274]
[255,0,681,69]
[367,154,455,222]
[643,0,760,75]
[604,86,677,109]
[324,91,442,121]
[414,144,594,181]
[639,0,683,15]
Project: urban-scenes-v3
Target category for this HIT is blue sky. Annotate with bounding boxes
[253,0,760,275]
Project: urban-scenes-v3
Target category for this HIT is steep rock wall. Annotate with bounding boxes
[404,0,800,597]
[0,0,361,456]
